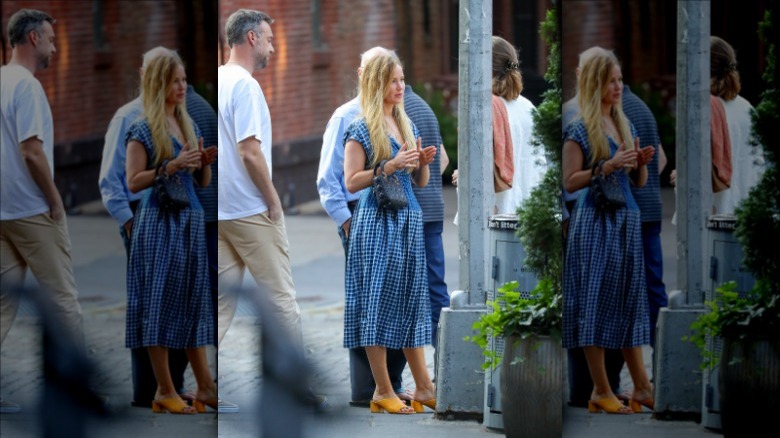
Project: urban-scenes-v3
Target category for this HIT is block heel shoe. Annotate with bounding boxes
[369,398,415,414]
[151,397,197,414]
[587,397,632,414]
[411,399,436,413]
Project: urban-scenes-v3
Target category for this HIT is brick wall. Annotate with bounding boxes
[2,0,213,208]
[218,0,399,208]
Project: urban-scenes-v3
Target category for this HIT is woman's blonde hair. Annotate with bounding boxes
[710,36,741,101]
[577,51,634,165]
[141,51,198,166]
[492,36,523,100]
[359,52,416,168]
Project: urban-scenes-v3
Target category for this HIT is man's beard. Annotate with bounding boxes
[38,53,51,69]
[257,55,269,70]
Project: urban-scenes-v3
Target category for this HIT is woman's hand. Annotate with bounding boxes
[170,140,202,173]
[388,139,420,172]
[418,143,437,168]
[607,138,639,171]
[636,145,656,168]
[199,137,218,167]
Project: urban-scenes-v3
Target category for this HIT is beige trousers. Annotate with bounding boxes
[217,212,302,348]
[0,213,83,344]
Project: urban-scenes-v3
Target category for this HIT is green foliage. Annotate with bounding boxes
[516,169,562,292]
[690,1,780,372]
[517,3,562,288]
[736,5,780,291]
[686,281,780,369]
[467,278,562,370]
[412,84,458,178]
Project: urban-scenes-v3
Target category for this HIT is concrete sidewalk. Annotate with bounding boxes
[0,186,721,437]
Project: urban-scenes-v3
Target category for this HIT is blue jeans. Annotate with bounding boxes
[423,221,449,349]
[338,216,406,401]
[121,208,190,406]
[642,221,667,349]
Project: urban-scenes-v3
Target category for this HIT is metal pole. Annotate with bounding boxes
[653,0,710,417]
[676,0,710,306]
[457,0,492,306]
[434,0,492,420]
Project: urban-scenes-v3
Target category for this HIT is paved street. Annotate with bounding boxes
[0,186,720,437]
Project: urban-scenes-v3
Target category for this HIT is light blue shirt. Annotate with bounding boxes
[98,97,144,226]
[316,97,361,227]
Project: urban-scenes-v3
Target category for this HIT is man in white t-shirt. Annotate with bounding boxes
[217,9,326,411]
[0,8,83,414]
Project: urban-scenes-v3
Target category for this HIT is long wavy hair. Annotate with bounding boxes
[359,52,416,169]
[492,36,523,100]
[577,51,634,165]
[141,51,198,166]
[710,36,741,101]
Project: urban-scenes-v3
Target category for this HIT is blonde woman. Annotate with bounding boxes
[125,50,217,414]
[343,52,438,415]
[561,51,655,415]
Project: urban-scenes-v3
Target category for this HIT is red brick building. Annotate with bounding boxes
[561,0,769,183]
[1,0,216,209]
[218,0,553,208]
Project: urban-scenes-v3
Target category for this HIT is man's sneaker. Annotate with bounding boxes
[217,395,239,413]
[0,397,21,414]
[304,389,328,412]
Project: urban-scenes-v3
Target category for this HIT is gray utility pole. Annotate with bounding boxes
[654,0,709,418]
[435,0,492,421]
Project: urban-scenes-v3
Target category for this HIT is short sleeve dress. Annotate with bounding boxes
[342,118,431,350]
[562,118,649,350]
[125,118,214,350]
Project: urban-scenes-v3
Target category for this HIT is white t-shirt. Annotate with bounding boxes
[217,64,273,220]
[494,95,547,215]
[1,65,55,220]
[712,95,765,215]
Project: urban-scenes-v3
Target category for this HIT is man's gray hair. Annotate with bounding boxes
[225,9,273,48]
[360,47,391,68]
[142,46,173,69]
[7,8,55,48]
[577,46,612,70]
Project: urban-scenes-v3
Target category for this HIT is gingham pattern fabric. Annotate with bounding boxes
[125,118,214,349]
[562,118,649,349]
[342,118,432,349]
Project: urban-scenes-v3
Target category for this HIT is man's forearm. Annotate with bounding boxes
[21,140,61,208]
[243,153,281,209]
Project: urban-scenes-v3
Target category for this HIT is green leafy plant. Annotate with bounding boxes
[688,5,780,369]
[517,5,563,292]
[687,281,780,369]
[467,278,562,370]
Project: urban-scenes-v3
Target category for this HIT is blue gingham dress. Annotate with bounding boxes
[343,118,431,349]
[562,119,649,350]
[125,118,214,349]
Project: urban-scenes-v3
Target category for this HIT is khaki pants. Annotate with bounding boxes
[0,213,83,344]
[217,212,302,347]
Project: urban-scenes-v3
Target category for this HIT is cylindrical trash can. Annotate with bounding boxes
[483,214,538,432]
[701,214,756,431]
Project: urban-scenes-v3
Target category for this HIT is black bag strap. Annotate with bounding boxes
[593,160,607,176]
[374,160,389,176]
[156,160,171,177]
